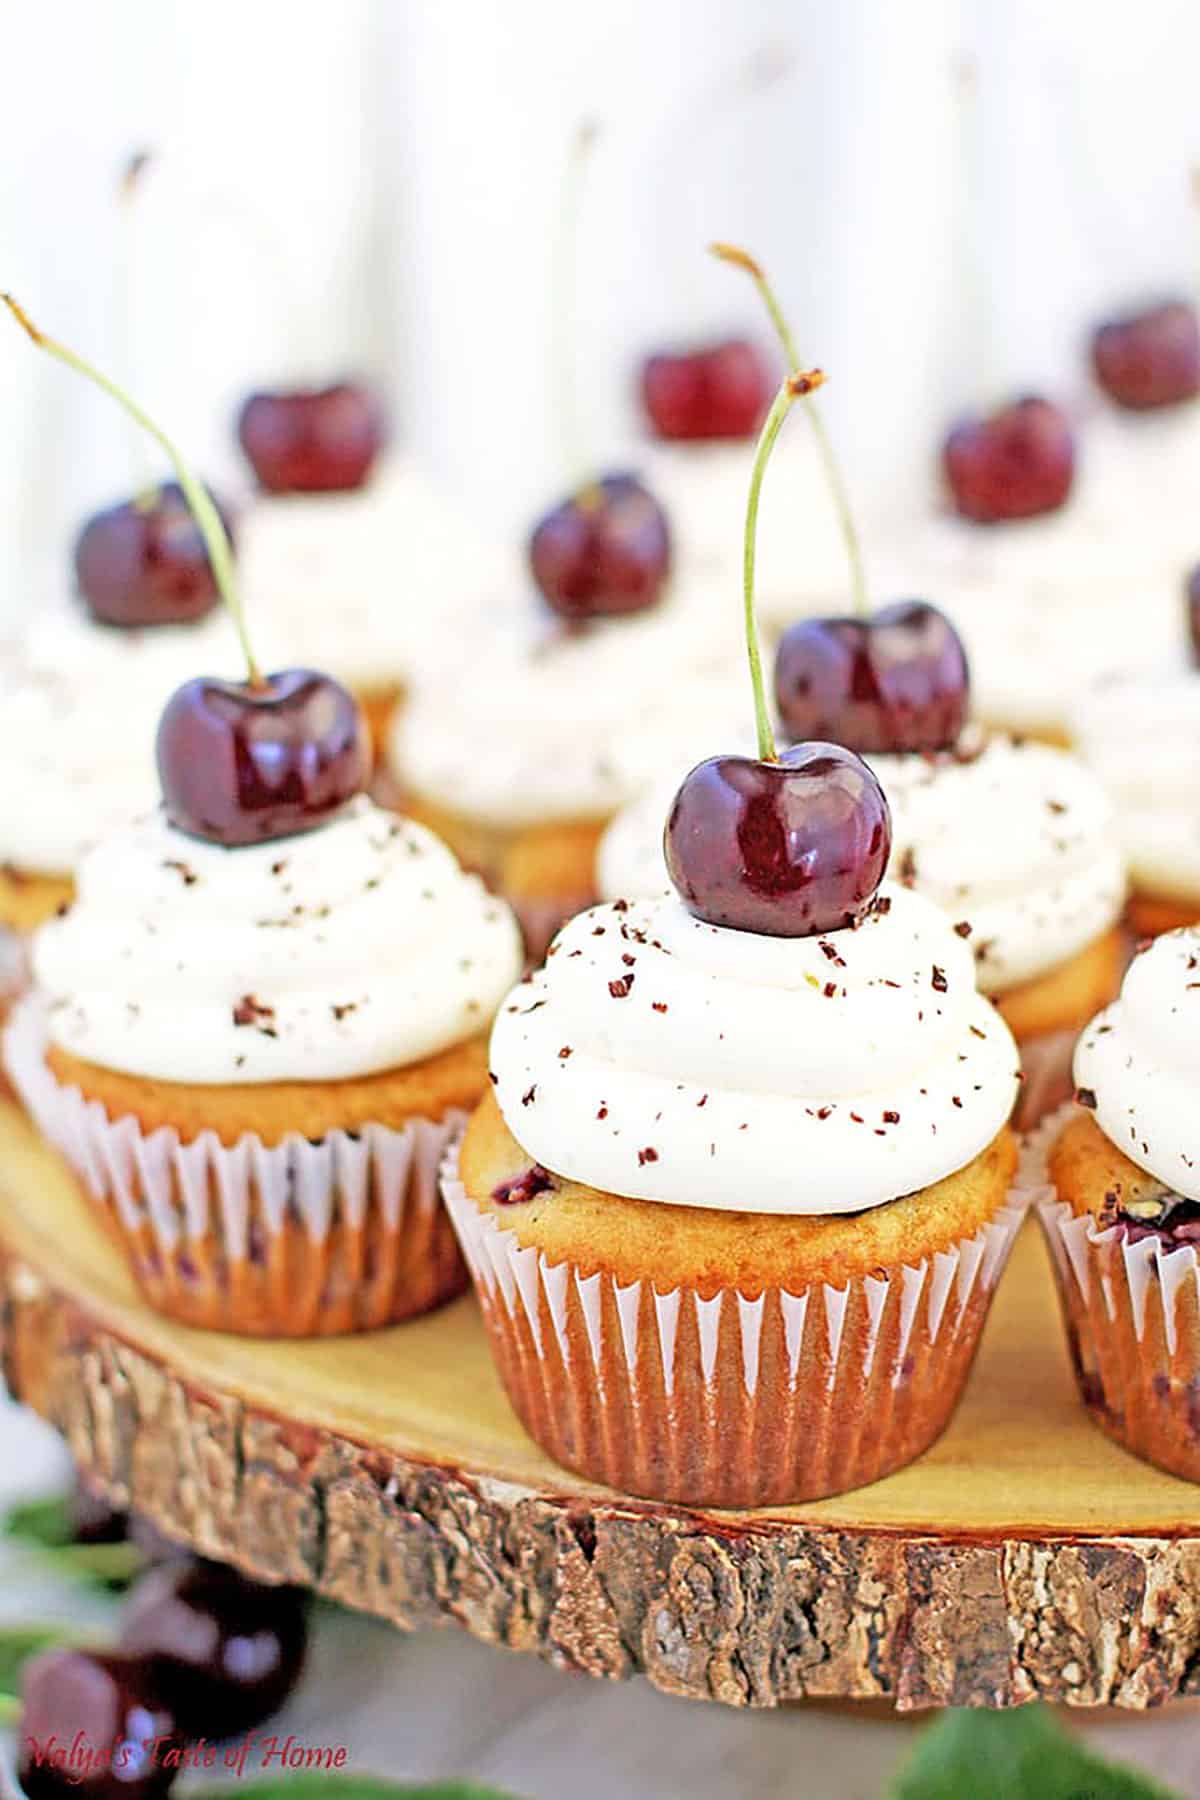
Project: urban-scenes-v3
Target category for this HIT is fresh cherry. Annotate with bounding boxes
[118,1557,307,1740]
[73,481,232,628]
[665,742,891,937]
[942,395,1075,523]
[640,338,772,441]
[528,472,671,620]
[156,669,369,847]
[237,382,383,494]
[19,1649,181,1799]
[1091,301,1200,411]
[774,601,969,754]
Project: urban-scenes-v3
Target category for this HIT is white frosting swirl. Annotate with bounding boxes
[1072,671,1200,902]
[490,884,1019,1213]
[0,593,242,875]
[34,797,523,1083]
[599,736,1125,993]
[1075,927,1200,1202]
[241,457,518,691]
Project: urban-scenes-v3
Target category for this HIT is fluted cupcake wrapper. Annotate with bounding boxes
[4,996,467,1337]
[442,1142,1029,1508]
[1031,1103,1200,1483]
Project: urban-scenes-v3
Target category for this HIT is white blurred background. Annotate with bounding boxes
[1,0,1199,622]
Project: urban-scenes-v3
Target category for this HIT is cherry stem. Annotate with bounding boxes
[743,369,826,762]
[553,119,599,491]
[712,242,869,619]
[1,293,262,686]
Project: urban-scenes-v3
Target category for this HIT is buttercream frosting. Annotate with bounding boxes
[33,796,523,1083]
[489,883,1019,1213]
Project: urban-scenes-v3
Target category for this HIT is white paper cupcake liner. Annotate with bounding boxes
[442,1138,1029,1507]
[4,995,467,1337]
[1031,1099,1200,1482]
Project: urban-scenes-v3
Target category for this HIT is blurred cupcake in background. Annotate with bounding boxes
[235,383,514,755]
[1072,662,1200,937]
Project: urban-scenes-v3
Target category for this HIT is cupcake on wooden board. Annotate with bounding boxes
[1040,926,1200,1483]
[236,382,512,758]
[443,358,1026,1507]
[1,304,522,1336]
[1072,659,1200,938]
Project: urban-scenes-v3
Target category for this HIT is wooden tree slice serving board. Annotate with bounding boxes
[1,1097,1200,1713]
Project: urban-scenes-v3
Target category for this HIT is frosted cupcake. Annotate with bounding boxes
[7,794,521,1335]
[444,357,1025,1506]
[0,307,523,1336]
[601,730,1125,1128]
[389,467,741,953]
[1042,926,1200,1482]
[1072,668,1200,937]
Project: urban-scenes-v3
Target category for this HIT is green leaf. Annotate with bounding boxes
[890,1705,1179,1800]
[2,1494,73,1549]
[194,1782,518,1799]
[2,1491,145,1590]
[0,1624,94,1694]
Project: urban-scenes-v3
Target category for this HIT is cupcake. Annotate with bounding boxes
[1072,669,1200,937]
[1,307,523,1336]
[388,469,740,954]
[1041,926,1200,1483]
[444,351,1025,1507]
[7,794,522,1335]
[447,864,1022,1506]
[600,731,1126,1129]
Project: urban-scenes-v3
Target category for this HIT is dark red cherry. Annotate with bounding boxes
[73,481,232,628]
[70,1474,129,1546]
[156,668,369,847]
[118,1557,307,1740]
[19,1648,180,1799]
[943,395,1075,523]
[774,601,969,754]
[664,741,891,937]
[237,382,383,493]
[640,338,772,441]
[1092,301,1200,411]
[528,472,671,620]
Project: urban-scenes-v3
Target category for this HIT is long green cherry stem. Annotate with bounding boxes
[712,241,869,619]
[2,293,262,686]
[744,368,825,762]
